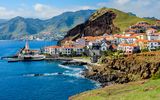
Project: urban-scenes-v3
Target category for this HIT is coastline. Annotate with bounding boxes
[69,52,160,100]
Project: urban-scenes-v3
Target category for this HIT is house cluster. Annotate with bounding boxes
[43,21,160,57]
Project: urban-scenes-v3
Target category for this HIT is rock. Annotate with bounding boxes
[59,10,120,45]
[61,61,87,66]
[83,54,160,87]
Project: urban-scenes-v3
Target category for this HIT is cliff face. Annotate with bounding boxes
[84,54,160,86]
[59,10,120,45]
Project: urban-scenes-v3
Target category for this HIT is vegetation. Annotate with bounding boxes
[141,48,150,52]
[100,50,124,60]
[152,70,160,80]
[70,79,160,100]
[91,7,156,33]
[109,8,156,32]
[0,10,95,40]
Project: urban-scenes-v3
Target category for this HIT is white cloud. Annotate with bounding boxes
[97,2,107,7]
[97,0,160,19]
[0,4,95,19]
[116,0,130,5]
[34,4,46,12]
[0,1,159,19]
[33,3,63,19]
[0,7,27,19]
[80,6,92,10]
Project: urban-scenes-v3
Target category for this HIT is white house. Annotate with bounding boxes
[147,33,160,41]
[61,46,73,55]
[44,46,61,55]
[117,43,140,54]
[74,38,86,47]
[147,40,160,50]
[73,46,85,55]
[115,35,137,44]
[146,28,158,35]
[87,41,101,50]
[101,42,108,51]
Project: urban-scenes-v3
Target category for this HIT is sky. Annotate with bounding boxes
[0,0,159,19]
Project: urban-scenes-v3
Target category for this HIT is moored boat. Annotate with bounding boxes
[3,40,46,62]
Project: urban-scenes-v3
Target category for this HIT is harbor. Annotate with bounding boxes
[0,40,98,100]
[2,40,45,62]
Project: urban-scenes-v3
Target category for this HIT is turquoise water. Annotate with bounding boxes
[0,40,98,100]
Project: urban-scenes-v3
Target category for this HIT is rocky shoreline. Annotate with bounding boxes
[47,53,160,88]
[82,53,160,87]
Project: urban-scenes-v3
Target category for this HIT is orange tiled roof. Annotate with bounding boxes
[62,46,74,49]
[115,35,137,38]
[125,32,136,34]
[82,36,97,41]
[147,28,157,31]
[148,40,160,42]
[156,20,160,22]
[74,45,85,48]
[119,43,137,47]
[136,39,149,43]
[31,50,39,52]
[45,46,61,49]
[112,44,117,49]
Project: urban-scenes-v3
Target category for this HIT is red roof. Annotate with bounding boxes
[62,46,74,49]
[74,46,85,48]
[148,40,160,42]
[136,39,149,43]
[45,46,61,49]
[119,43,137,47]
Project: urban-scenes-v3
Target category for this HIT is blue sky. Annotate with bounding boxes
[0,0,159,19]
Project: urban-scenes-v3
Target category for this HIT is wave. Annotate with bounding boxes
[90,80,102,88]
[83,65,89,70]
[23,72,60,77]
[22,71,83,78]
[58,64,82,71]
[63,70,84,78]
[23,65,85,78]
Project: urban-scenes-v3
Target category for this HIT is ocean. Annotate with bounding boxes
[0,40,99,100]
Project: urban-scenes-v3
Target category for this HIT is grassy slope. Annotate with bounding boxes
[93,8,156,33]
[70,79,160,100]
[70,51,160,100]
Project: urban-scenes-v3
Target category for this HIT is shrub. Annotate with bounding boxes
[141,48,149,52]
[152,70,160,80]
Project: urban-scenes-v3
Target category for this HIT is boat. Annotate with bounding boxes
[3,40,46,62]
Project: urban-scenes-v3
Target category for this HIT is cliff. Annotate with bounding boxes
[59,8,120,45]
[69,51,160,100]
[84,52,160,86]
[59,8,156,45]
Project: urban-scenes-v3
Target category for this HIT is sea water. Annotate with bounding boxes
[0,40,99,100]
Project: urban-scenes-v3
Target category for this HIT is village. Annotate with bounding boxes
[43,21,160,62]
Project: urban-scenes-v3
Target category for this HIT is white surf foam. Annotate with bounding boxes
[58,64,82,71]
[23,73,59,77]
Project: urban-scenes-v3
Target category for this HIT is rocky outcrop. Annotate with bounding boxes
[84,55,160,87]
[59,10,120,45]
[61,61,87,66]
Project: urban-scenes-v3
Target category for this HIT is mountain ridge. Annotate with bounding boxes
[59,7,156,45]
[0,10,96,40]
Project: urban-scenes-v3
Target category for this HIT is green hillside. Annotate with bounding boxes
[0,10,95,40]
[91,7,156,33]
[70,79,160,100]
